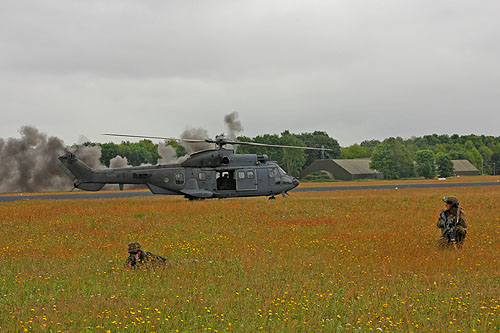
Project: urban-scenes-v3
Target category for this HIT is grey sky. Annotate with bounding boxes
[1,0,499,146]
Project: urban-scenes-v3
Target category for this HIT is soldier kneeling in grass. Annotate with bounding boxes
[437,196,467,247]
[125,242,169,269]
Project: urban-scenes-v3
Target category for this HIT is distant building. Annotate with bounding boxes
[300,158,479,181]
[452,160,480,176]
[299,159,383,181]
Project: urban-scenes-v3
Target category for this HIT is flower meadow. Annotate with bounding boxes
[1,186,499,331]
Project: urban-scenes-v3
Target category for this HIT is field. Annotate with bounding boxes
[1,186,500,331]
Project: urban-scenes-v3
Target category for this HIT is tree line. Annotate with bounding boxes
[83,133,500,179]
[358,134,500,179]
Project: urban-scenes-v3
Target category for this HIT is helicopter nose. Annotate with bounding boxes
[292,178,300,187]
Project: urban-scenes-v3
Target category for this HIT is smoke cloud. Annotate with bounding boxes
[0,126,72,192]
[70,145,105,169]
[109,155,129,168]
[158,142,188,164]
[177,112,244,153]
[158,143,177,164]
[0,126,116,192]
[1,113,245,192]
[180,127,213,153]
[224,111,243,140]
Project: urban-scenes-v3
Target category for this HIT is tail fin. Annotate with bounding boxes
[58,152,93,180]
[58,152,104,191]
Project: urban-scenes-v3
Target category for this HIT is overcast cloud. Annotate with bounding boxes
[1,0,499,146]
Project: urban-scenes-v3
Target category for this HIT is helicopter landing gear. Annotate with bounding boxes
[186,196,205,201]
[268,196,276,200]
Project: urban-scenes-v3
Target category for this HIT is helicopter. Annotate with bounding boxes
[58,134,333,200]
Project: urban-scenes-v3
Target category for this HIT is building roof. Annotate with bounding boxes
[452,160,479,172]
[332,159,378,175]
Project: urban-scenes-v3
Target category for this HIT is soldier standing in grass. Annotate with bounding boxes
[437,196,467,247]
[125,242,169,269]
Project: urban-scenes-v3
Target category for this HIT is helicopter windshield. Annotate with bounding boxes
[277,166,287,175]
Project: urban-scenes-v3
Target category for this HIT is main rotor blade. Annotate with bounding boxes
[102,133,335,151]
[102,133,208,143]
[224,140,335,151]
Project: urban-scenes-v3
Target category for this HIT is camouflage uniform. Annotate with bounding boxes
[437,197,467,245]
[125,242,169,269]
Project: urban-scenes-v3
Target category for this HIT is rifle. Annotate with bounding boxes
[128,253,138,267]
[442,208,460,245]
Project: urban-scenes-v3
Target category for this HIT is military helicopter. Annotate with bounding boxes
[58,134,333,200]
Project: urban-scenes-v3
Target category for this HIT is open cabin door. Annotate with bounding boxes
[216,170,236,191]
[236,169,257,191]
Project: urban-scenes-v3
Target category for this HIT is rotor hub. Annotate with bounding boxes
[211,137,228,149]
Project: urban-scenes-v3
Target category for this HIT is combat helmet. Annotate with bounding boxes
[442,196,459,207]
[128,242,142,253]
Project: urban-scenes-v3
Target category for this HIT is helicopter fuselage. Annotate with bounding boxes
[59,149,299,199]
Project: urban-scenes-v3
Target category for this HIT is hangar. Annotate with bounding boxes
[299,158,479,181]
[452,160,480,176]
[299,159,383,181]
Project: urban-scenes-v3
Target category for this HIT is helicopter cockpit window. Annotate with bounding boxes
[175,173,185,185]
[268,168,277,178]
[238,171,246,179]
[198,172,206,181]
[277,166,286,176]
[247,171,254,179]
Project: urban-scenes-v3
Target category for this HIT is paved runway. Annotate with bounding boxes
[1,181,499,202]
[294,181,500,192]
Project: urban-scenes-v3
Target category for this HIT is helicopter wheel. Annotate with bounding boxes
[268,196,276,200]
[186,196,205,201]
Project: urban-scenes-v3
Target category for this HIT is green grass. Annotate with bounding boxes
[1,187,500,331]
